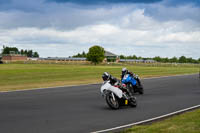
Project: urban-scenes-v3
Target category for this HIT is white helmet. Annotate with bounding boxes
[122,67,127,72]
[122,67,128,75]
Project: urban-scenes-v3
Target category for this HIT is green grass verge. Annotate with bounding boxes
[0,63,199,91]
[121,108,200,133]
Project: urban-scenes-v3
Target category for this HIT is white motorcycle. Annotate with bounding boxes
[100,80,137,109]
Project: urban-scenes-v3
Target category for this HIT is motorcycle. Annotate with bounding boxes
[100,80,137,109]
[122,74,144,94]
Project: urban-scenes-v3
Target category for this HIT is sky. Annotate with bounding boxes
[0,0,200,58]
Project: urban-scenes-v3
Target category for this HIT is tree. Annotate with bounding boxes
[33,52,39,57]
[73,51,87,58]
[24,50,28,55]
[127,55,132,59]
[153,56,162,62]
[2,46,19,54]
[20,49,24,55]
[132,55,137,59]
[87,45,105,65]
[186,57,193,63]
[119,55,125,59]
[82,51,86,57]
[170,57,178,63]
[27,50,33,57]
[1,46,39,57]
[179,56,187,63]
[162,57,169,63]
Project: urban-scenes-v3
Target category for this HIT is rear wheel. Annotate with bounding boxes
[138,85,144,94]
[105,92,120,109]
[136,78,144,94]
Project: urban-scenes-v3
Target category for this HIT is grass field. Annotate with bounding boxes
[121,108,200,133]
[0,62,199,91]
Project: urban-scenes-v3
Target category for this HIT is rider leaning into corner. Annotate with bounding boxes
[121,67,138,87]
[102,72,125,89]
[102,72,133,95]
[121,67,133,79]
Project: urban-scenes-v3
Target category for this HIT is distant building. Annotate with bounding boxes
[119,59,143,63]
[40,57,87,61]
[104,51,119,62]
[2,54,27,61]
[27,57,39,61]
[144,59,156,63]
[119,59,156,63]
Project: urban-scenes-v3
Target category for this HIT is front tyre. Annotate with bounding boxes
[129,97,137,107]
[127,83,135,95]
[106,93,120,109]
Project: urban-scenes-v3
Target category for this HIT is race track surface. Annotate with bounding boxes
[0,74,200,133]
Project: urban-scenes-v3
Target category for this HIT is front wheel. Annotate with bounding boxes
[105,92,120,109]
[129,97,137,107]
[127,83,135,95]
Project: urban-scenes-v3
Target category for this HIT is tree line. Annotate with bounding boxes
[1,46,39,57]
[73,46,200,64]
[120,55,200,64]
[72,51,87,58]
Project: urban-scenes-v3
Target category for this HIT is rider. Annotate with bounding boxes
[121,67,134,80]
[102,72,118,85]
[102,72,126,90]
[121,67,138,89]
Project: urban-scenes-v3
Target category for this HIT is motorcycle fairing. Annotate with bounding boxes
[101,81,123,98]
[122,74,137,86]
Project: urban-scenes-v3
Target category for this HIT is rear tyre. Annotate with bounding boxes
[106,93,120,109]
[136,78,144,95]
[138,85,144,94]
[129,97,137,107]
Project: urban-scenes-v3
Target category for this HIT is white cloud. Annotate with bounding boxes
[0,3,200,59]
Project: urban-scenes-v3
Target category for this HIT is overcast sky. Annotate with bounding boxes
[0,0,200,58]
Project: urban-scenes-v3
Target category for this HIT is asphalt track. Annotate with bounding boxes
[0,74,200,133]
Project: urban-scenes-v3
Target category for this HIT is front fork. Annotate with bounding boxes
[111,92,116,101]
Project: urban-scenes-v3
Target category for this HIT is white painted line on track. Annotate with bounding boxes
[0,73,198,93]
[91,104,200,133]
